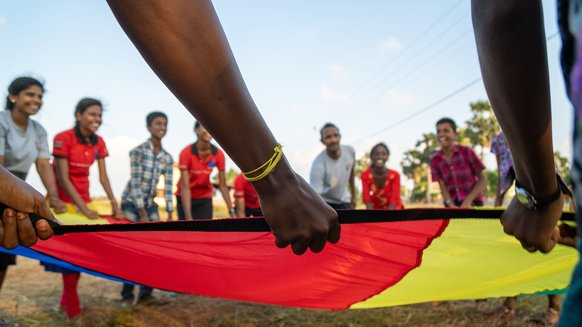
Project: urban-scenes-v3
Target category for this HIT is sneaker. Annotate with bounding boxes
[114,297,134,308]
[0,319,18,327]
[137,294,168,306]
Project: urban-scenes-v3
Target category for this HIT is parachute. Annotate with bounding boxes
[1,209,576,309]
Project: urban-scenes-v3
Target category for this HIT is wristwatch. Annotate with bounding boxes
[515,174,568,210]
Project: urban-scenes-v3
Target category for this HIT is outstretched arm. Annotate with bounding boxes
[472,0,561,252]
[107,0,340,254]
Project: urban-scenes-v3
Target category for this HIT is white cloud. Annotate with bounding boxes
[0,17,6,25]
[320,83,348,101]
[382,90,414,107]
[379,37,402,53]
[328,64,348,81]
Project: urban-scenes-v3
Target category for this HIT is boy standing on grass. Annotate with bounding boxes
[119,111,174,305]
[430,117,486,208]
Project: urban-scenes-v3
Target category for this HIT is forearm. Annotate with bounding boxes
[100,177,117,203]
[59,177,88,210]
[472,0,556,196]
[235,197,245,217]
[219,185,233,209]
[437,181,453,204]
[180,189,192,220]
[465,175,486,204]
[107,0,280,174]
[36,160,59,198]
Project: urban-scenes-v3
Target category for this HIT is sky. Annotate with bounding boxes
[0,0,573,197]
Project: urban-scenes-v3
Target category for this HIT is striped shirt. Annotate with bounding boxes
[122,140,174,211]
[430,145,485,203]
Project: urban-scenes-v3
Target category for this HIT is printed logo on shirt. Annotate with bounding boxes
[55,141,63,149]
[208,160,216,168]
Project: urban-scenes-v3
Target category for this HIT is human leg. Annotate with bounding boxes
[61,273,81,318]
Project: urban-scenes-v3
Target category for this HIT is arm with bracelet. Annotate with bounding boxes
[472,0,562,253]
[107,0,340,255]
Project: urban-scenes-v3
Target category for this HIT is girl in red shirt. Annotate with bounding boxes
[360,143,404,210]
[48,98,122,319]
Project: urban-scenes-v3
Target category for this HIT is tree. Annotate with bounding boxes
[401,133,439,202]
[554,151,571,184]
[463,100,500,159]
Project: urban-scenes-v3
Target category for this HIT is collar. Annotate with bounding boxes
[74,125,98,145]
[147,139,165,155]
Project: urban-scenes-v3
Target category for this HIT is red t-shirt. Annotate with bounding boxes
[234,173,260,209]
[360,168,404,209]
[176,143,225,199]
[53,128,109,203]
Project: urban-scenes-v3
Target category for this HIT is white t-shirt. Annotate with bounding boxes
[0,110,50,174]
[309,145,355,204]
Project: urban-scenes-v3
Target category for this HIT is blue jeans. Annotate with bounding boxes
[121,202,160,222]
[119,201,159,300]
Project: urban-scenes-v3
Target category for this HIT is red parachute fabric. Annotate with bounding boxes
[31,219,447,309]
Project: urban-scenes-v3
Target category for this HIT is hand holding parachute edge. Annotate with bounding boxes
[253,163,340,255]
[501,196,563,253]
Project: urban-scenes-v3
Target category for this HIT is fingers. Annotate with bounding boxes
[35,219,54,240]
[327,219,341,244]
[520,241,537,253]
[1,209,19,249]
[16,211,37,247]
[291,238,309,255]
[1,208,55,249]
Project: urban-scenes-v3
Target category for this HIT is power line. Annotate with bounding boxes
[333,0,466,114]
[352,78,482,145]
[350,31,560,145]
[336,12,470,121]
[339,30,471,122]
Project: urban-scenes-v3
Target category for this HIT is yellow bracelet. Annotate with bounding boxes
[242,144,283,182]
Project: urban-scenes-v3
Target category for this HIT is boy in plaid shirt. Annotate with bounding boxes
[430,117,486,208]
[119,111,174,304]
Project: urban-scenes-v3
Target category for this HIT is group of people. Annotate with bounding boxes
[0,0,581,326]
[310,118,486,213]
[0,76,489,318]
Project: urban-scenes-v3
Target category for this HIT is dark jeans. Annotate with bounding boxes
[119,201,158,300]
[176,198,213,220]
[121,283,152,302]
[121,202,160,222]
[326,202,353,210]
[245,207,263,217]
